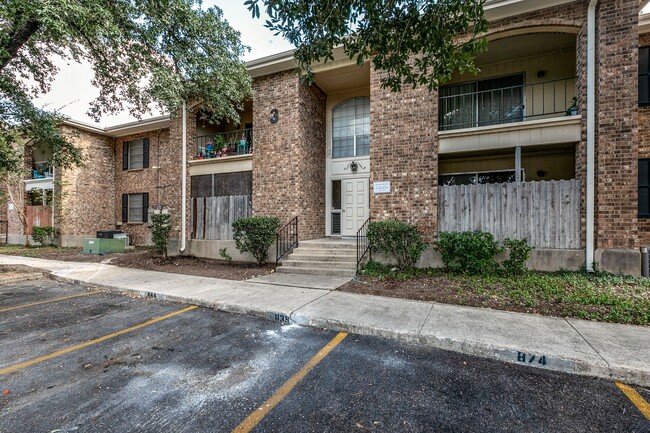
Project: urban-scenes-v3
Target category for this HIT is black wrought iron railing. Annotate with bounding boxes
[439,76,577,131]
[276,216,298,266]
[194,128,253,159]
[356,217,371,273]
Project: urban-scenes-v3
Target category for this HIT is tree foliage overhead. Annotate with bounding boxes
[0,0,252,171]
[246,0,488,92]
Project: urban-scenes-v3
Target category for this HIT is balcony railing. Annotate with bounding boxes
[439,77,576,131]
[194,128,253,160]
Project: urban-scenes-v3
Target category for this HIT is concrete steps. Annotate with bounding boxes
[277,239,358,277]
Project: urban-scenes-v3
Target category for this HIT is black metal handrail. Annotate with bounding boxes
[276,216,298,266]
[356,217,371,273]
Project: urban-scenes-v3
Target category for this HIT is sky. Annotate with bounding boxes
[31,1,294,127]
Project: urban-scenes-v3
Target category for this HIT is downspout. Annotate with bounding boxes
[585,0,598,271]
[180,100,187,253]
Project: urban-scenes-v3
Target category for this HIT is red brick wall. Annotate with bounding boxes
[369,65,438,240]
[252,72,327,240]
[169,109,197,248]
[594,0,639,250]
[638,32,650,244]
[58,127,116,241]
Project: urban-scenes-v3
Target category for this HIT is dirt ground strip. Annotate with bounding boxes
[0,246,275,281]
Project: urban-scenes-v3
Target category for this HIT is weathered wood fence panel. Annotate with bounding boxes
[191,195,251,240]
[438,180,580,249]
[26,206,53,235]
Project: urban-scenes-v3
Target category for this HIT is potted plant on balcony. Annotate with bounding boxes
[566,97,578,116]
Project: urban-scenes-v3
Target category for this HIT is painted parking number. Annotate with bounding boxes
[517,352,547,366]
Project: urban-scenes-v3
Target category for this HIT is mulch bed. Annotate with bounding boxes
[0,246,275,281]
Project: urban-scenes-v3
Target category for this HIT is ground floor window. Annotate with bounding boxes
[639,159,650,217]
[439,170,522,186]
[122,193,149,223]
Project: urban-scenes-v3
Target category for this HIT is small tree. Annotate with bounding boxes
[233,217,280,265]
[151,210,172,257]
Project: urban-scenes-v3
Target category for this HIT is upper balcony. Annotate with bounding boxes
[437,31,581,154]
[193,128,253,160]
[24,161,54,191]
[439,76,576,131]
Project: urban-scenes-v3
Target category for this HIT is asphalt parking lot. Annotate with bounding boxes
[0,279,649,433]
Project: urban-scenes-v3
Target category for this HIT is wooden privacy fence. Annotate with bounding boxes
[191,195,251,240]
[438,180,581,249]
[26,206,53,235]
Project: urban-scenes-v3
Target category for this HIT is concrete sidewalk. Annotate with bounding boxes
[1,254,648,386]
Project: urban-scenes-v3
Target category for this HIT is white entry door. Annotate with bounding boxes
[341,178,369,237]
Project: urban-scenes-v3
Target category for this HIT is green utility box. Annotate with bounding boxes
[83,238,125,255]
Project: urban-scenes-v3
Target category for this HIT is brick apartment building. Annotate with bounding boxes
[5,0,650,275]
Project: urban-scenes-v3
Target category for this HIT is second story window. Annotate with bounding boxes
[332,97,370,158]
[122,138,149,170]
[640,47,650,106]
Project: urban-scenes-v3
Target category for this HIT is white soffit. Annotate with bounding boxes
[484,0,576,21]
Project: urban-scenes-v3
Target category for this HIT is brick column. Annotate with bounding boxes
[168,109,196,243]
[252,71,326,240]
[369,65,438,240]
[595,0,639,251]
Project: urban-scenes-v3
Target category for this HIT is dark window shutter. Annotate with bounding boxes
[143,138,150,168]
[122,142,129,170]
[142,193,149,223]
[122,194,128,222]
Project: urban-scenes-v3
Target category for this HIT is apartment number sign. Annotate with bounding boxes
[373,181,391,194]
[270,108,279,124]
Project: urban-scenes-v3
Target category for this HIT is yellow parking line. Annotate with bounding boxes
[0,305,198,376]
[0,291,103,313]
[616,382,650,421]
[232,331,348,433]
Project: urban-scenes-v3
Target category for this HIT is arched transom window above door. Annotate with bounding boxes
[332,97,370,158]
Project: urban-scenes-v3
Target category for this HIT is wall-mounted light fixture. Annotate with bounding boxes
[537,70,546,78]
[537,170,546,179]
[344,161,366,173]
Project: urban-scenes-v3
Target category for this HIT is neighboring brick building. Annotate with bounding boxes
[4,0,650,275]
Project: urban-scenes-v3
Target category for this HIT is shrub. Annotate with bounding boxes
[219,247,233,263]
[233,217,281,265]
[434,231,503,275]
[31,226,57,246]
[502,238,533,275]
[367,220,427,270]
[151,210,172,257]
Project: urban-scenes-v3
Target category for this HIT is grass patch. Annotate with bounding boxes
[354,262,650,326]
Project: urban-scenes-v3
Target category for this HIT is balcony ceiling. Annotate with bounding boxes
[476,33,576,66]
[313,61,371,94]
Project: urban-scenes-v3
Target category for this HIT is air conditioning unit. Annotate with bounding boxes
[113,233,129,248]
